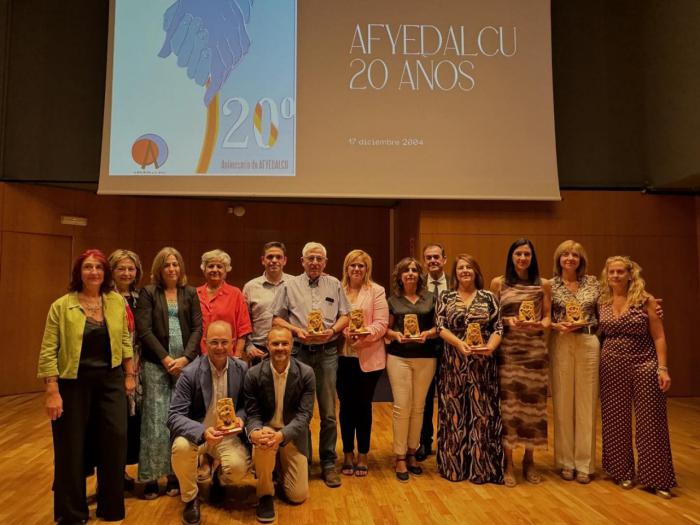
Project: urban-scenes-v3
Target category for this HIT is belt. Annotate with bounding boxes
[294,340,338,352]
[578,325,598,335]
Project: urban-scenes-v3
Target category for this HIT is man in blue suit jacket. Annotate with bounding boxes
[244,325,315,523]
[168,320,249,525]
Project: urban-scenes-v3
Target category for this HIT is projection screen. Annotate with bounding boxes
[99,0,560,200]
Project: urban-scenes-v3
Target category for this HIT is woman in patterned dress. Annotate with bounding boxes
[135,247,202,499]
[598,256,675,498]
[490,239,551,487]
[549,241,600,484]
[436,254,504,483]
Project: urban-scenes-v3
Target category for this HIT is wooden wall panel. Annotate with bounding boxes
[0,183,391,394]
[0,232,72,396]
[415,191,700,396]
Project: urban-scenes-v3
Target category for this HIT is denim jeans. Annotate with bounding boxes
[293,344,338,469]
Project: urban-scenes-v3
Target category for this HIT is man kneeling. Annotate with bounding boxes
[244,326,315,522]
[168,320,249,525]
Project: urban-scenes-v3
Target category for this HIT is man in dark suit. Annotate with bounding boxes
[168,320,249,525]
[418,243,449,461]
[244,325,315,523]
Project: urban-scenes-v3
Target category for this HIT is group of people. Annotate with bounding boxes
[38,239,677,525]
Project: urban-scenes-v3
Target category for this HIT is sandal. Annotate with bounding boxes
[504,470,517,488]
[354,465,369,477]
[165,475,180,497]
[395,456,409,483]
[341,463,355,476]
[523,462,542,484]
[142,480,159,500]
[560,468,574,481]
[406,453,423,476]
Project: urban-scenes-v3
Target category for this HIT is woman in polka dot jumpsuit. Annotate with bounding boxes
[598,256,676,498]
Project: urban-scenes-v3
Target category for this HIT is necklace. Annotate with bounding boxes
[79,294,102,314]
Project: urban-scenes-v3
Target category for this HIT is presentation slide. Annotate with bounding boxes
[100,0,560,200]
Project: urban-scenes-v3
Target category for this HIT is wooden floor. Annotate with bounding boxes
[1,395,699,525]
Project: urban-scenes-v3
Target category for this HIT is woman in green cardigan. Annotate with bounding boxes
[38,249,134,524]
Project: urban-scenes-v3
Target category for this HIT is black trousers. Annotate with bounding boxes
[53,367,127,523]
[420,357,441,447]
[336,356,383,454]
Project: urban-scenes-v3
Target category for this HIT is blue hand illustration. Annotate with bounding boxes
[158,0,254,106]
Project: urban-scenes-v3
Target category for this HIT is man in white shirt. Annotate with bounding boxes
[418,243,449,461]
[168,321,249,525]
[244,326,315,523]
[243,241,292,363]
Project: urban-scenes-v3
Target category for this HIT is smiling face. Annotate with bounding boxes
[81,256,105,290]
[559,250,581,275]
[161,254,181,287]
[455,259,476,290]
[262,247,287,277]
[267,327,293,371]
[512,244,532,274]
[347,257,367,286]
[204,258,227,288]
[400,262,420,290]
[607,261,630,290]
[301,249,326,280]
[423,246,446,277]
[112,257,136,293]
[206,321,233,370]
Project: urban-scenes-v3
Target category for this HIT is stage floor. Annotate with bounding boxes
[1,394,698,524]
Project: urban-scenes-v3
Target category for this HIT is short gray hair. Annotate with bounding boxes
[302,242,327,258]
[200,249,232,272]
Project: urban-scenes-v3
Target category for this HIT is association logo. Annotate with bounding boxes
[131,134,169,170]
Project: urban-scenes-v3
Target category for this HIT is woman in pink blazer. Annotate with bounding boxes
[337,249,389,477]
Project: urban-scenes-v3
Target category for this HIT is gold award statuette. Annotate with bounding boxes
[465,323,484,347]
[565,299,585,324]
[518,300,536,322]
[403,314,421,339]
[307,309,325,335]
[349,308,369,334]
[216,398,241,436]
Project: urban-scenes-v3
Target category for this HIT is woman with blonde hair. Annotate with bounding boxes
[549,240,600,484]
[337,249,389,477]
[598,256,676,498]
[135,247,202,499]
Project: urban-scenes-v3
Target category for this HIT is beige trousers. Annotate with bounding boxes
[550,332,600,475]
[253,441,308,503]
[171,434,250,502]
[386,354,437,456]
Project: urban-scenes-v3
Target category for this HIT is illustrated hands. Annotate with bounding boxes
[158,0,254,106]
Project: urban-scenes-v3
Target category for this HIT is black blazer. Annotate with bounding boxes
[135,284,203,364]
[243,358,315,457]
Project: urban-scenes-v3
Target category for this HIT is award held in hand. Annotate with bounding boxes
[216,398,242,436]
[465,322,484,347]
[349,308,369,334]
[565,299,586,324]
[403,314,421,339]
[518,300,537,322]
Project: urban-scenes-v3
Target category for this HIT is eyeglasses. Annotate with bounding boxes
[304,255,326,263]
[207,339,231,347]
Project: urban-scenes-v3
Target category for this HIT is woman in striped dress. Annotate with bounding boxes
[490,239,551,487]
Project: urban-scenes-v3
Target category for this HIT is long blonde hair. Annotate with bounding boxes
[599,255,647,306]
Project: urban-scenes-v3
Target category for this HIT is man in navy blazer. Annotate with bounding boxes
[244,325,315,523]
[168,320,249,525]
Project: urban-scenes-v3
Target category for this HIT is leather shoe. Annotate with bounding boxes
[256,495,276,523]
[182,498,200,525]
[322,467,342,488]
[415,444,432,462]
[209,468,225,504]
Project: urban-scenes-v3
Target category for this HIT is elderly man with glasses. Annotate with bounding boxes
[271,242,350,487]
